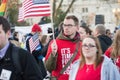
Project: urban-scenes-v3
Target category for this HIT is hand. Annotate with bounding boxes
[51,40,58,56]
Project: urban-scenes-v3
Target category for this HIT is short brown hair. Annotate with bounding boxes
[0,16,11,33]
[65,15,79,26]
[95,24,106,35]
[111,29,120,58]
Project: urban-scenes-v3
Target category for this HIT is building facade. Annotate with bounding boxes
[57,0,120,32]
[19,0,120,32]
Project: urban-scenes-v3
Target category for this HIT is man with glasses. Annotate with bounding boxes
[45,15,81,80]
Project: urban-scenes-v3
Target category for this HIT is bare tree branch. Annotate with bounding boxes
[52,0,76,27]
[65,0,76,15]
[56,0,63,12]
[54,0,64,21]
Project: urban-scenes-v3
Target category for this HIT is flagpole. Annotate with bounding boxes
[50,0,55,40]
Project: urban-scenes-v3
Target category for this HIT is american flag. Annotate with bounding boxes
[29,33,41,53]
[18,7,24,22]
[18,0,51,21]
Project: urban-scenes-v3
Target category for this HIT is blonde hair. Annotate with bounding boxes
[111,29,120,58]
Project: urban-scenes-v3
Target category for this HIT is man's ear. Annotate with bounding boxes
[6,30,11,38]
[77,25,79,30]
[96,30,100,36]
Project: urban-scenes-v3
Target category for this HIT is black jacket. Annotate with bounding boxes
[97,35,112,53]
[25,33,47,78]
[0,43,43,80]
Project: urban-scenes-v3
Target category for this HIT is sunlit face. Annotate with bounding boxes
[37,32,42,40]
[46,35,50,43]
[82,38,97,58]
[78,27,88,40]
[16,33,19,39]
[0,25,10,49]
[93,28,98,37]
[106,30,111,38]
[63,19,78,37]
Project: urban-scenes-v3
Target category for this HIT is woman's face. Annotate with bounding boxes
[78,27,88,40]
[82,38,97,58]
[38,32,43,40]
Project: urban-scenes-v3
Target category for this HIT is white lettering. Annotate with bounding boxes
[61,48,73,74]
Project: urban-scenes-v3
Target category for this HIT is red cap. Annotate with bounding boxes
[31,24,42,32]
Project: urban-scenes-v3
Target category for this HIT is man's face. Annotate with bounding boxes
[63,19,78,36]
[93,28,98,37]
[38,32,43,40]
[0,25,10,49]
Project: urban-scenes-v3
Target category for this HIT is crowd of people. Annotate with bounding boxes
[0,15,120,80]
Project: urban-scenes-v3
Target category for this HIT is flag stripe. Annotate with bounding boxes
[24,13,50,18]
[29,38,39,52]
[24,9,50,14]
[0,0,7,16]
[24,5,50,10]
[24,8,50,14]
[25,12,51,15]
[18,0,51,21]
[18,7,24,22]
[29,33,40,53]
[0,3,6,11]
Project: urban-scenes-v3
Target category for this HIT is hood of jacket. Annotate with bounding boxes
[98,35,112,46]
[56,31,80,42]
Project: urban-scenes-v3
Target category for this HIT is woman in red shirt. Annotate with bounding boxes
[105,30,120,72]
[69,36,120,80]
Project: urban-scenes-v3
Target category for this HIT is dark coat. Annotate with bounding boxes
[25,33,33,52]
[25,33,47,78]
[97,35,112,53]
[0,43,43,80]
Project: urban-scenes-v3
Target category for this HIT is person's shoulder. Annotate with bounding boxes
[105,47,112,57]
[19,47,30,54]
[103,55,111,61]
[10,40,21,47]
[25,33,33,40]
[102,55,113,65]
[12,44,29,54]
[72,59,80,66]
[13,46,33,61]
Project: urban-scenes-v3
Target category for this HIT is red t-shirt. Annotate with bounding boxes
[105,47,120,71]
[76,63,102,80]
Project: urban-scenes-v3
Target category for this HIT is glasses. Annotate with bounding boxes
[82,44,96,49]
[63,24,76,28]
